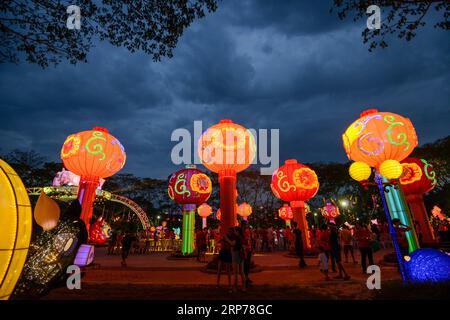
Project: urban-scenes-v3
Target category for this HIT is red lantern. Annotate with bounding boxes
[237,202,252,221]
[198,119,256,236]
[278,204,294,226]
[168,165,212,254]
[89,217,112,245]
[271,159,319,250]
[61,127,126,231]
[399,157,437,244]
[197,203,212,229]
[321,202,340,223]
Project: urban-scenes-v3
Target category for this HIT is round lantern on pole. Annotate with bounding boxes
[320,201,340,224]
[198,119,256,237]
[343,108,419,282]
[400,157,438,245]
[197,203,212,229]
[278,204,294,227]
[271,159,319,251]
[168,165,212,255]
[60,127,126,232]
[237,202,252,221]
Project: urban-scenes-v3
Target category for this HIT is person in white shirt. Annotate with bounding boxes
[318,245,331,281]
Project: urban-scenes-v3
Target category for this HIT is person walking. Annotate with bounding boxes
[292,221,307,268]
[354,223,374,274]
[317,246,331,281]
[319,225,335,272]
[225,227,247,292]
[121,232,137,267]
[341,225,356,263]
[217,229,233,292]
[241,221,253,286]
[329,223,351,280]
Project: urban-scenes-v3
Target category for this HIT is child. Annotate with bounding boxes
[318,246,331,281]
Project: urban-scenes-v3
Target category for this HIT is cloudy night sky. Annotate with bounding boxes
[0,1,449,179]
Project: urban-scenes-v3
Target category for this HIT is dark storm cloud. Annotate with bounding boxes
[0,0,449,178]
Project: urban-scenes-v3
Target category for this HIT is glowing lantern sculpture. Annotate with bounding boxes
[198,119,256,237]
[89,217,112,245]
[400,157,438,244]
[343,108,420,282]
[238,202,252,221]
[61,127,126,232]
[168,165,212,254]
[321,202,341,224]
[0,159,32,300]
[278,204,294,227]
[271,159,319,250]
[34,191,60,231]
[197,203,212,229]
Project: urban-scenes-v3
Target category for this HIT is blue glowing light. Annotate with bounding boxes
[404,248,450,283]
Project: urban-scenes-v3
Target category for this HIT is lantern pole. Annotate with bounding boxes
[78,175,100,233]
[182,204,196,255]
[202,217,207,229]
[290,200,311,251]
[375,173,408,283]
[218,169,237,237]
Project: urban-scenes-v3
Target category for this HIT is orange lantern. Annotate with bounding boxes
[197,203,212,229]
[198,119,256,236]
[278,204,294,227]
[271,159,319,250]
[321,202,341,223]
[237,202,252,221]
[61,127,126,231]
[342,108,418,169]
[400,157,437,244]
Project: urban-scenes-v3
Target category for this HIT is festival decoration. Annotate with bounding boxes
[404,248,450,283]
[52,168,105,189]
[12,200,87,299]
[271,159,319,250]
[34,191,60,231]
[89,217,112,245]
[0,159,32,300]
[399,157,438,244]
[197,203,212,229]
[343,109,420,283]
[349,161,372,182]
[74,244,95,267]
[198,119,256,236]
[237,202,252,221]
[379,159,403,180]
[278,204,294,227]
[60,127,126,232]
[321,201,341,223]
[168,165,212,254]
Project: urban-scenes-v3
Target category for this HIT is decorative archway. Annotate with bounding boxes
[27,186,151,231]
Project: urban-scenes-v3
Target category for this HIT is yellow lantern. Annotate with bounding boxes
[379,159,403,180]
[0,159,32,300]
[34,191,61,231]
[349,161,372,181]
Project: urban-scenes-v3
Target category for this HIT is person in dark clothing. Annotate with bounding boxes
[329,223,350,280]
[241,220,253,286]
[121,232,137,267]
[354,223,374,273]
[292,221,307,268]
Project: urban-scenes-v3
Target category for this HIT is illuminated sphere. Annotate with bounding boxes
[400,157,437,196]
[198,119,256,173]
[167,165,212,205]
[237,202,252,218]
[321,202,341,220]
[271,159,319,202]
[278,204,294,221]
[197,203,213,218]
[349,161,372,181]
[379,159,403,180]
[342,109,417,167]
[404,248,450,283]
[61,127,126,178]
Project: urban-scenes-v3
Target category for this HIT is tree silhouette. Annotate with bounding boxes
[331,0,449,51]
[0,0,218,67]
